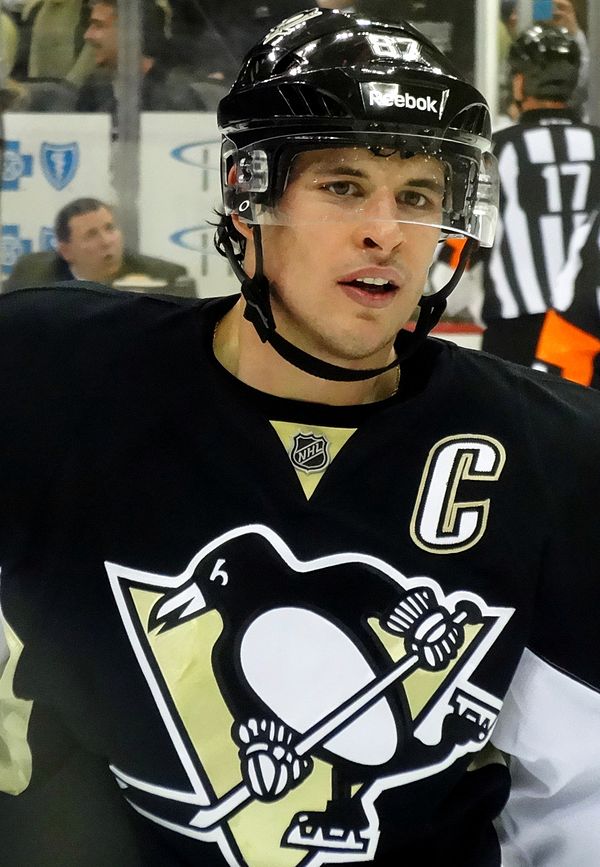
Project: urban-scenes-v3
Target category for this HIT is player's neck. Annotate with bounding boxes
[213,300,400,407]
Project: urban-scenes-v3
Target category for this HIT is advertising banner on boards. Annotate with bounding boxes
[138,112,237,298]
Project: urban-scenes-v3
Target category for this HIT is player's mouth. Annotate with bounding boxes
[338,267,402,306]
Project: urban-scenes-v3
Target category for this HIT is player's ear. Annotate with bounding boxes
[57,240,72,263]
[231,211,253,241]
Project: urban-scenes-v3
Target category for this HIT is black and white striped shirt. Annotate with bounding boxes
[554,207,600,331]
[482,108,600,322]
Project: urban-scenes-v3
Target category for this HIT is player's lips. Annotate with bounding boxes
[338,267,402,291]
[337,266,403,307]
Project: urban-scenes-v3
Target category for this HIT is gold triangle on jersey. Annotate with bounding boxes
[270,420,356,499]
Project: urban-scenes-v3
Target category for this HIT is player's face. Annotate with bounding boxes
[246,147,443,369]
[84,3,118,69]
[59,206,124,283]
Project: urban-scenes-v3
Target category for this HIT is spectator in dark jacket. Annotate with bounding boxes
[3,197,195,296]
[76,0,206,113]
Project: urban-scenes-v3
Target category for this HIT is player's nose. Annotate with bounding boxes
[353,189,406,253]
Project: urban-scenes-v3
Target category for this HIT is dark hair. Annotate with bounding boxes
[54,197,113,242]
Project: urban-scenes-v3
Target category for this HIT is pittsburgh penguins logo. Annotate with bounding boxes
[107,526,512,866]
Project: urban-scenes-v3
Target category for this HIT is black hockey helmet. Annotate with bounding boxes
[215,8,499,381]
[219,8,497,246]
[508,23,581,101]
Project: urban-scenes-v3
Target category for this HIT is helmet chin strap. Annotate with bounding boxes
[218,223,478,382]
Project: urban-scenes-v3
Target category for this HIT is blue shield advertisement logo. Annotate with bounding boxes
[2,141,34,191]
[2,225,33,276]
[39,227,57,252]
[40,142,79,190]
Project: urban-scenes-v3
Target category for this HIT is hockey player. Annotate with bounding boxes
[480,22,600,366]
[1,9,599,867]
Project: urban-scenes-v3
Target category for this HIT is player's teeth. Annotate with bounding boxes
[356,277,388,286]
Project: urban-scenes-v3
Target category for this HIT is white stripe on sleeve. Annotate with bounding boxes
[491,648,600,867]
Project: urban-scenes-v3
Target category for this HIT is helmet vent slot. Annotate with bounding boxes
[276,83,349,118]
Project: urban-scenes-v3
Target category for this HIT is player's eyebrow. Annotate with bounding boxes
[308,163,444,194]
[306,162,368,179]
[403,178,445,194]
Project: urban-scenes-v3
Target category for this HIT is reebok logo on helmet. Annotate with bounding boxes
[370,89,438,113]
[363,83,450,120]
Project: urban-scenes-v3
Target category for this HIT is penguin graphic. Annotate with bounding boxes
[136,527,498,855]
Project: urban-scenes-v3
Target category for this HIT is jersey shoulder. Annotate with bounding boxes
[451,344,600,453]
[0,281,216,368]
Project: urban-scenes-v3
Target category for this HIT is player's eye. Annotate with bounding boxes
[397,189,431,209]
[321,180,361,197]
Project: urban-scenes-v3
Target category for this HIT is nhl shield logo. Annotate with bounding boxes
[40,142,79,190]
[290,432,329,473]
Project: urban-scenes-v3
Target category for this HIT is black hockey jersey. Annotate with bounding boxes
[1,286,600,867]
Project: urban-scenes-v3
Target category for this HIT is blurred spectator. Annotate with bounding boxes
[535,209,600,387]
[165,0,212,71]
[0,8,24,108]
[3,0,40,81]
[0,8,19,81]
[500,0,518,37]
[552,0,589,116]
[497,1,518,124]
[479,23,600,367]
[76,0,206,113]
[1,0,93,110]
[27,0,95,85]
[3,197,195,296]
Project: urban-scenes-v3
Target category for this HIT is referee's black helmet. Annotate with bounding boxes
[508,23,581,102]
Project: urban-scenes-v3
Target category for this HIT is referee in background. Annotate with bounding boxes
[535,207,600,387]
[481,21,600,366]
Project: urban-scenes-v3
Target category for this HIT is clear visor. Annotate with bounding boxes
[223,133,498,247]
